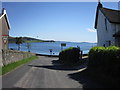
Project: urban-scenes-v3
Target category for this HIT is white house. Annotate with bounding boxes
[0,8,10,66]
[95,2,120,47]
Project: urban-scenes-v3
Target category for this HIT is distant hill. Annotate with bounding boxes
[8,36,55,43]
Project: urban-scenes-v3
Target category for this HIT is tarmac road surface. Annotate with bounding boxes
[2,56,106,88]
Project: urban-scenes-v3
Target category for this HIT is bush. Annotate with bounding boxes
[59,47,80,65]
[88,46,120,78]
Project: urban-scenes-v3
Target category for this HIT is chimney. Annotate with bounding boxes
[98,0,103,8]
[2,8,6,14]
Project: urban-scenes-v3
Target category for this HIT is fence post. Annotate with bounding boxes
[80,50,83,59]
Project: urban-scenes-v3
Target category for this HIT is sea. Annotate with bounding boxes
[8,41,97,55]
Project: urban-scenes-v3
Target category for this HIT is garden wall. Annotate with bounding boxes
[2,50,35,66]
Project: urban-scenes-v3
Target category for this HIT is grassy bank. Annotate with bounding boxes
[0,56,38,75]
[25,40,55,43]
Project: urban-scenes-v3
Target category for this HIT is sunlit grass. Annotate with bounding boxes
[1,56,38,75]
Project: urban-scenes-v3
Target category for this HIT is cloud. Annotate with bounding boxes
[87,28,96,32]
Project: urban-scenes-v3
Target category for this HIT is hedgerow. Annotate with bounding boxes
[88,46,120,77]
[59,47,80,65]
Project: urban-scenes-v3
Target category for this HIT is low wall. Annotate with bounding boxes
[0,50,2,66]
[2,50,35,66]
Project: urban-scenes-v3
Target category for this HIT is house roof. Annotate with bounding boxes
[95,3,120,29]
[0,9,10,30]
[100,8,120,24]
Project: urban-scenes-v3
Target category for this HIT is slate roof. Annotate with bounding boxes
[100,8,120,24]
[95,3,120,29]
[0,9,10,29]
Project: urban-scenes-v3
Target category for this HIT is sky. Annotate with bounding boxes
[2,2,119,42]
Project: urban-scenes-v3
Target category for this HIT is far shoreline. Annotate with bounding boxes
[35,53,88,57]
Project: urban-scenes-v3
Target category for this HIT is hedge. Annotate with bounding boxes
[59,47,80,65]
[88,46,120,78]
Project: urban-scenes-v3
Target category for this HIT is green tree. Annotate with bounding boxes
[15,37,23,50]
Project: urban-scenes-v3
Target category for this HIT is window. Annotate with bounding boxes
[108,40,111,46]
[106,40,111,46]
[105,18,107,31]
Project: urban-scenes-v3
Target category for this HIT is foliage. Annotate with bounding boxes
[25,40,43,43]
[88,46,120,78]
[9,36,55,43]
[15,37,23,50]
[59,47,80,65]
[1,56,38,75]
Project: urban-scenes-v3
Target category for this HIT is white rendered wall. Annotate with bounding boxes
[96,10,116,46]
[2,16,9,49]
[0,15,9,66]
[114,24,120,32]
[0,18,2,51]
[0,17,2,66]
[0,1,2,65]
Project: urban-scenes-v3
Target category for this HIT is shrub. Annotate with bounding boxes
[59,47,80,65]
[88,46,120,78]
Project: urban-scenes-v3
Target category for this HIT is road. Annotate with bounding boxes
[2,56,106,89]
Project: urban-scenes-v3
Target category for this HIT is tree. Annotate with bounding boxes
[15,37,23,50]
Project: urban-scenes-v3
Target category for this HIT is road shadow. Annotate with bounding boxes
[28,58,88,71]
[28,64,84,71]
[51,59,61,65]
[68,69,109,89]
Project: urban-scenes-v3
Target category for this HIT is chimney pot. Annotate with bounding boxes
[2,8,6,14]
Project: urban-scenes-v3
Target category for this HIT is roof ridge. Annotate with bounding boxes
[102,7,120,12]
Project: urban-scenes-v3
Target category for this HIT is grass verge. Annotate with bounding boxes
[0,56,38,75]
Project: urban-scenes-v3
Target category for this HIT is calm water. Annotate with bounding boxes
[9,41,96,55]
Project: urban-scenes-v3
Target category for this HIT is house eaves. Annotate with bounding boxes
[100,8,120,24]
[95,7,120,29]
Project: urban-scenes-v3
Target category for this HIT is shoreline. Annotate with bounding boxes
[35,53,59,57]
[35,53,88,57]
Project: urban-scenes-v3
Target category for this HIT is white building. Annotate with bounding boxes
[0,8,10,66]
[95,2,120,47]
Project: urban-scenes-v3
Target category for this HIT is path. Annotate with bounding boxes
[2,56,106,89]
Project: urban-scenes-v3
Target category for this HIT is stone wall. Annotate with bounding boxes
[2,50,35,66]
[0,50,2,66]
